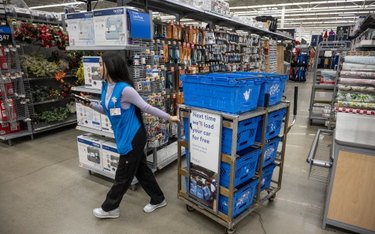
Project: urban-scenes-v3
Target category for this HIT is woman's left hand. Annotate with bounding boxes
[169,116,180,123]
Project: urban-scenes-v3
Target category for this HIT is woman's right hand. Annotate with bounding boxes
[77,96,93,108]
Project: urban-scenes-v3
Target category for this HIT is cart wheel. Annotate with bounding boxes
[310,119,313,125]
[186,204,195,212]
[226,226,237,234]
[269,194,276,202]
[88,170,92,175]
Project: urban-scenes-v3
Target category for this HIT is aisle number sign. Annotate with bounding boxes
[188,109,222,214]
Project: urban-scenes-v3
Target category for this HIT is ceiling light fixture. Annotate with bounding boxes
[30,2,87,9]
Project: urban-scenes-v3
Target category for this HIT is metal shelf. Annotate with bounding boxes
[28,75,76,81]
[0,130,32,141]
[33,118,77,133]
[0,117,27,124]
[109,0,293,40]
[314,84,334,90]
[75,125,115,138]
[71,86,101,94]
[67,45,145,51]
[310,111,328,121]
[30,97,74,106]
[13,17,62,25]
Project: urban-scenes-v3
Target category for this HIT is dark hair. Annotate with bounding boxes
[101,52,145,132]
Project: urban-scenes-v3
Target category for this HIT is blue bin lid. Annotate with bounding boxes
[181,74,264,86]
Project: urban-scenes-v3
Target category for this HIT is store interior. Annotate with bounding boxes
[1,1,375,234]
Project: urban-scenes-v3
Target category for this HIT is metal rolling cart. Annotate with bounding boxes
[308,41,351,125]
[177,88,298,234]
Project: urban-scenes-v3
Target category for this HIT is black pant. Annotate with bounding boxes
[101,127,165,211]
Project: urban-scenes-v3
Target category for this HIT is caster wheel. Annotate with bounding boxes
[269,194,276,202]
[310,119,313,125]
[226,226,237,234]
[186,204,195,212]
[88,170,92,175]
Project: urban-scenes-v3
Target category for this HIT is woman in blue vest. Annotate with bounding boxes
[77,52,180,219]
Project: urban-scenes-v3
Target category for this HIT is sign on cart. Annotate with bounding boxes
[188,109,222,214]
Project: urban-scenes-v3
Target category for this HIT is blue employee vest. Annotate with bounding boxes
[101,82,141,155]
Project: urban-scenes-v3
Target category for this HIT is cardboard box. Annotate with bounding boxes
[83,56,101,90]
[93,7,128,46]
[101,114,113,133]
[0,122,11,136]
[66,12,95,47]
[77,134,107,171]
[101,140,120,175]
[75,97,101,130]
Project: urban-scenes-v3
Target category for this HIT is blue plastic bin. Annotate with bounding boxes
[261,164,277,191]
[252,137,282,171]
[236,72,287,107]
[222,116,262,154]
[255,109,287,142]
[196,185,204,199]
[181,74,264,114]
[219,179,259,218]
[220,148,261,188]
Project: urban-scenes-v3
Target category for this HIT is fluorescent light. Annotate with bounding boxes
[229,0,365,9]
[30,2,86,9]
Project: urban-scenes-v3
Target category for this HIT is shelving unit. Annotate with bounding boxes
[308,41,351,125]
[177,99,296,233]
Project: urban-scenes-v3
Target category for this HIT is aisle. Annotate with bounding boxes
[0,72,351,234]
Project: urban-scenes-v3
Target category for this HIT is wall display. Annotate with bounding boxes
[66,12,95,47]
[188,109,222,213]
[93,7,128,46]
[83,56,101,90]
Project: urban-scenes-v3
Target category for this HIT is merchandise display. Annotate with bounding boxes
[83,56,101,90]
[102,140,120,175]
[77,134,107,171]
[66,12,95,47]
[93,7,128,46]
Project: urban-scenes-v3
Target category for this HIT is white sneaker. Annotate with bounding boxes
[143,200,167,213]
[93,207,120,219]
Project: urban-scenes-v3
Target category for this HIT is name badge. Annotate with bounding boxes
[110,108,121,116]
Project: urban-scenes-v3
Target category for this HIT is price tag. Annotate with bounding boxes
[354,52,358,55]
[146,78,150,81]
[162,91,166,95]
[66,46,70,50]
[183,42,186,47]
[192,44,195,49]
[171,67,175,72]
[168,41,171,45]
[160,50,164,55]
[154,65,158,69]
[146,49,150,54]
[11,76,16,79]
[79,163,83,167]
[148,96,152,100]
[157,39,160,43]
[173,41,176,45]
[151,51,155,55]
[188,66,192,71]
[366,52,371,56]
[151,78,155,81]
[152,93,157,97]
[158,93,161,97]
[187,43,190,48]
[8,45,13,48]
[162,40,165,44]
[173,93,177,99]
[146,65,151,69]
[156,76,160,80]
[348,52,352,55]
[179,66,181,70]
[161,77,165,81]
[161,65,165,69]
[167,95,170,98]
[16,45,20,48]
[20,72,24,75]
[360,52,364,56]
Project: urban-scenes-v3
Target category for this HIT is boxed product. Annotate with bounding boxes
[93,7,128,46]
[321,71,337,85]
[0,75,14,97]
[75,96,101,130]
[102,140,120,175]
[0,99,17,122]
[101,114,113,133]
[0,47,9,70]
[66,12,95,47]
[9,121,20,133]
[83,56,101,90]
[0,122,10,136]
[77,134,107,171]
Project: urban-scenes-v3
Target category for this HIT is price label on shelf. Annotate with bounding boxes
[360,52,364,56]
[179,66,181,70]
[151,78,155,81]
[151,51,155,55]
[146,65,151,69]
[148,96,152,100]
[161,65,165,69]
[79,163,83,167]
[173,93,177,99]
[354,52,358,55]
[167,95,170,98]
[157,39,160,43]
[160,50,164,55]
[156,76,160,80]
[153,65,158,69]
[158,93,161,97]
[161,77,165,81]
[162,40,165,44]
[348,52,352,55]
[162,91,166,95]
[146,78,150,81]
[168,41,171,45]
[66,46,70,50]
[171,67,175,72]
[152,93,156,97]
[146,49,150,54]
[16,45,20,48]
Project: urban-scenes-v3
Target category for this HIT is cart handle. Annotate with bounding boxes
[286,86,298,134]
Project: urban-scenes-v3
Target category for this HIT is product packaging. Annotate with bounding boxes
[66,12,95,47]
[93,7,128,46]
[77,134,107,171]
[102,140,120,175]
[83,56,101,90]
